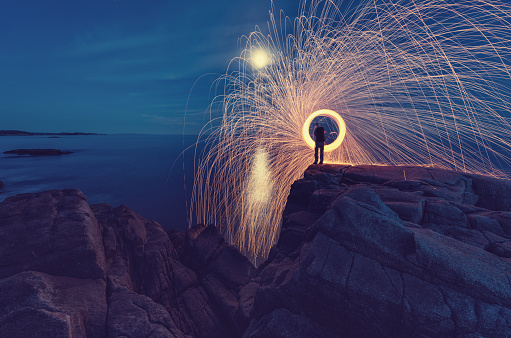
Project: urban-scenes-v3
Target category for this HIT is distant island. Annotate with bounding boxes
[4,149,73,156]
[0,130,104,136]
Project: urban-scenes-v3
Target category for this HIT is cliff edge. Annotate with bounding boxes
[1,164,511,337]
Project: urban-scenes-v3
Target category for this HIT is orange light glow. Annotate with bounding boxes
[302,109,346,152]
[191,0,511,266]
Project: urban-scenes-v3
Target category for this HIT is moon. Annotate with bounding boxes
[252,50,270,69]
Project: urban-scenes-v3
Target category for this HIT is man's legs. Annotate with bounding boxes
[319,144,324,164]
[314,145,319,164]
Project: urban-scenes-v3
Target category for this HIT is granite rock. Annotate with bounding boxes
[247,164,511,337]
[0,190,251,337]
[2,164,511,337]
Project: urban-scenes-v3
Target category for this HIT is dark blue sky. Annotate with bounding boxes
[0,0,299,134]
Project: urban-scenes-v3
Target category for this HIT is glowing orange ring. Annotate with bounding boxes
[302,109,346,152]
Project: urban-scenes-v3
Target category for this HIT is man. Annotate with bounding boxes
[313,123,325,164]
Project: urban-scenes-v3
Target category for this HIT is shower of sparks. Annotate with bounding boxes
[189,0,511,265]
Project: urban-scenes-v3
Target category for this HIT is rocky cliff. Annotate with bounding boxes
[1,164,511,337]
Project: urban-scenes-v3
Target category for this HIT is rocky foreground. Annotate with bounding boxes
[1,164,511,337]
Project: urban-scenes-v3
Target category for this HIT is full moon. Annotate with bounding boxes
[252,50,270,69]
[302,109,346,152]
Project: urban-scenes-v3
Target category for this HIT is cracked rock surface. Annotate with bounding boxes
[0,190,252,338]
[1,164,511,337]
[250,164,511,337]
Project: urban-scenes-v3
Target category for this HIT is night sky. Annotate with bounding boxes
[0,0,299,134]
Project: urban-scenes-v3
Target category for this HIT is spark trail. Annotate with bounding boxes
[190,0,511,264]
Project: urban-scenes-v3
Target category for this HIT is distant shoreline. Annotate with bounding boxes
[0,130,106,136]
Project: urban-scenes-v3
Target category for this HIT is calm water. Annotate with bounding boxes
[0,134,198,232]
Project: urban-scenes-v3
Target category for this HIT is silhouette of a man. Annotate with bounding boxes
[313,123,325,164]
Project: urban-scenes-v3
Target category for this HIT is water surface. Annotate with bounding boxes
[0,134,198,231]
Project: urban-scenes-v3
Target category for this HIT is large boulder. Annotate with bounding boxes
[106,286,186,338]
[0,189,252,338]
[0,271,107,337]
[247,164,511,337]
[93,205,245,338]
[470,174,511,211]
[0,189,105,280]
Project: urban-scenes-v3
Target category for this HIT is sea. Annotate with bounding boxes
[0,134,200,232]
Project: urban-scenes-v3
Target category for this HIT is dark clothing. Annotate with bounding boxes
[315,142,324,164]
[314,126,325,143]
[313,126,325,164]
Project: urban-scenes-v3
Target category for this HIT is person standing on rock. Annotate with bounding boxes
[313,122,325,164]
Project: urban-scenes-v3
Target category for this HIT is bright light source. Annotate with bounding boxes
[252,50,270,69]
[193,0,511,266]
[302,110,346,152]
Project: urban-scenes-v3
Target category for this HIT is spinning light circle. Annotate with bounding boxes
[302,109,346,152]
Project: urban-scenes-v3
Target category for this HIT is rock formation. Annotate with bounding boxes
[251,164,511,337]
[0,190,252,337]
[1,164,511,337]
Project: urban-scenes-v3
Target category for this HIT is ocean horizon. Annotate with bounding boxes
[0,134,199,232]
